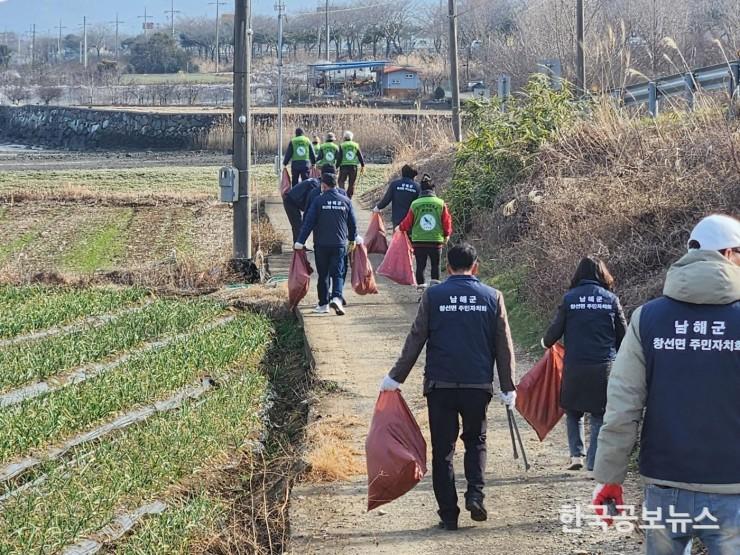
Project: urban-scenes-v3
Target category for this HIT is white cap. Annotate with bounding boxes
[688,214,740,251]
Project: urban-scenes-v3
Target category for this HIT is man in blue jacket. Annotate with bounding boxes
[380,243,517,531]
[283,177,321,243]
[373,164,421,229]
[294,172,359,315]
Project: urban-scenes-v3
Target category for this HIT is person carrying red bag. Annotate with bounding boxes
[379,243,516,531]
[398,174,452,286]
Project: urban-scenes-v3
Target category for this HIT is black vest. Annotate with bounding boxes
[425,276,499,384]
[562,281,620,366]
[639,297,740,484]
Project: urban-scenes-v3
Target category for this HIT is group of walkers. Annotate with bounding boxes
[282,140,739,553]
[379,214,740,555]
[285,155,454,315]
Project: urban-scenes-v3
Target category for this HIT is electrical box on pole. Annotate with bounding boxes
[218,166,239,202]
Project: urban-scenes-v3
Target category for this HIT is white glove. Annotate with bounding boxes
[499,390,517,408]
[372,206,381,213]
[293,242,304,250]
[355,235,364,245]
[540,338,547,349]
[380,375,401,391]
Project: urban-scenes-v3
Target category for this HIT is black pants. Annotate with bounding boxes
[283,198,303,243]
[427,388,492,523]
[414,245,442,285]
[338,165,358,198]
[291,162,310,186]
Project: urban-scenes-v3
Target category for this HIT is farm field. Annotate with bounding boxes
[0,283,307,553]
[0,163,388,280]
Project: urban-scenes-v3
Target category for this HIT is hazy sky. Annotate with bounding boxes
[0,0,298,36]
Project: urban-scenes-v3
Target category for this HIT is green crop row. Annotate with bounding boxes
[113,492,229,555]
[0,298,224,393]
[0,314,272,465]
[0,319,271,554]
[0,286,150,339]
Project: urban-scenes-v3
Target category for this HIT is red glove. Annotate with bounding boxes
[592,483,625,525]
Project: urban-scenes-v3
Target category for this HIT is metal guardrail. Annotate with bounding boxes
[616,61,740,116]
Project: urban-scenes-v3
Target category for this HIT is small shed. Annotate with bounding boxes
[378,66,421,99]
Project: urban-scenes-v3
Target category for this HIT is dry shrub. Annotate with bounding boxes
[303,415,364,482]
[477,100,740,314]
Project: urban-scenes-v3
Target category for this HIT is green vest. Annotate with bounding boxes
[319,142,340,166]
[291,135,312,162]
[340,140,361,166]
[410,195,445,243]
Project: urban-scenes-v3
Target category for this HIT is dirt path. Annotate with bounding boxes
[265,198,643,555]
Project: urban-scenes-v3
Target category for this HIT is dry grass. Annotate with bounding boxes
[475,99,740,314]
[303,415,364,482]
[199,112,453,161]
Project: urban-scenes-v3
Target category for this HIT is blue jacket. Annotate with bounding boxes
[297,188,357,248]
[285,178,320,212]
[544,280,627,366]
[425,275,500,385]
[638,296,740,484]
[376,177,421,227]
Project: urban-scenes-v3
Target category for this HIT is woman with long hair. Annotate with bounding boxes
[542,256,628,473]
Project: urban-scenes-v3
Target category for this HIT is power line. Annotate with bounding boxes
[209,0,227,73]
[138,7,153,37]
[289,1,398,17]
[107,14,125,62]
[165,0,182,37]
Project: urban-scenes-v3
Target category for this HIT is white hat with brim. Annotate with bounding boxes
[688,214,740,251]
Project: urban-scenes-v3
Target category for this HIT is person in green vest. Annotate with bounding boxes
[316,132,341,172]
[337,130,366,199]
[399,174,453,285]
[283,128,317,186]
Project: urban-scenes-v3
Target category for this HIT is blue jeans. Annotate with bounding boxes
[314,246,346,306]
[566,410,603,470]
[644,485,740,555]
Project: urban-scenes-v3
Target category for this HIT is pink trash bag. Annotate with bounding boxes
[280,168,291,198]
[376,231,416,286]
[310,166,322,179]
[366,391,427,511]
[365,212,389,255]
[288,250,313,309]
[351,244,379,295]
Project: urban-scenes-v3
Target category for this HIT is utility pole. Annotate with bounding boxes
[138,7,153,37]
[447,0,462,141]
[209,0,227,73]
[576,0,585,95]
[275,0,285,165]
[79,16,88,68]
[30,24,36,69]
[108,14,125,62]
[233,0,253,261]
[325,0,330,61]
[165,0,181,38]
[56,19,67,63]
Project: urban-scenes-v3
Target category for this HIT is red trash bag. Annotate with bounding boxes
[366,391,427,511]
[365,212,389,255]
[376,231,416,286]
[288,249,313,309]
[310,166,322,179]
[351,244,379,295]
[515,343,566,441]
[280,168,291,198]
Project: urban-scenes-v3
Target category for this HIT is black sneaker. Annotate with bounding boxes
[438,520,458,531]
[466,499,488,522]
